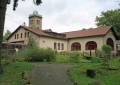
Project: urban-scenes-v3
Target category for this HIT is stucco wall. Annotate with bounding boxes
[7,27,117,53]
[68,36,104,52]
[39,36,67,52]
[103,30,117,52]
[7,27,28,44]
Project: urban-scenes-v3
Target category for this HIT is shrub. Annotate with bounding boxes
[101,45,112,69]
[91,57,101,63]
[69,52,81,63]
[102,45,112,55]
[95,50,103,58]
[24,48,55,62]
[55,53,70,63]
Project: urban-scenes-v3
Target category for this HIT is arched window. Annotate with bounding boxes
[86,41,97,50]
[71,42,81,51]
[106,38,114,50]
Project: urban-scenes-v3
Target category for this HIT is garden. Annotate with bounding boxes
[0,39,120,85]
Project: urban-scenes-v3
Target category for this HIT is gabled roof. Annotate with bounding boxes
[7,26,66,40]
[64,26,114,38]
[7,25,117,40]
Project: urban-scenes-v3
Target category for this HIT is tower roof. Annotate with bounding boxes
[29,11,42,18]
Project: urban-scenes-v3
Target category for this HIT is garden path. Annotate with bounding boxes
[30,63,74,85]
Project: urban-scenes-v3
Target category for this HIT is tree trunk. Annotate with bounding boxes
[0,0,7,74]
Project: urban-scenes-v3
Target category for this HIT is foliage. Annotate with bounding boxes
[0,61,32,85]
[55,52,70,63]
[101,45,112,69]
[20,37,55,62]
[23,48,55,62]
[0,0,42,74]
[69,52,81,63]
[55,52,90,63]
[68,58,120,85]
[96,9,120,39]
[13,0,42,10]
[3,30,11,42]
[26,36,38,49]
[95,50,103,58]
[102,45,112,55]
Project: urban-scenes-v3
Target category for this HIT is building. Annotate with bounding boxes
[7,11,118,53]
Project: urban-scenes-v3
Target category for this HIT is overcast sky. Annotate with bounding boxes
[4,0,119,33]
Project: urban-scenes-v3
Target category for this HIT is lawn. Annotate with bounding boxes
[68,57,120,85]
[0,61,33,85]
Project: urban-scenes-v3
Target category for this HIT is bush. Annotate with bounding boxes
[24,48,55,62]
[95,50,103,58]
[0,50,15,60]
[69,52,81,63]
[102,45,112,69]
[102,45,112,55]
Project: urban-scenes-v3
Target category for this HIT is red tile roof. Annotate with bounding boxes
[7,25,114,40]
[64,26,111,38]
[24,27,50,36]
[24,26,66,39]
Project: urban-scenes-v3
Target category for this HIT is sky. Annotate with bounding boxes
[4,0,119,33]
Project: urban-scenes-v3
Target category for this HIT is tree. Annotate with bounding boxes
[3,30,11,42]
[96,9,120,39]
[0,0,42,74]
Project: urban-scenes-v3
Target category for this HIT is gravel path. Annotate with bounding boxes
[30,63,74,85]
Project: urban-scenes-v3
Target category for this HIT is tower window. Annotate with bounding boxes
[30,20,33,25]
[37,20,40,24]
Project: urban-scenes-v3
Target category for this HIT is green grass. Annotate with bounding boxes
[68,58,120,85]
[0,61,33,85]
[55,53,70,63]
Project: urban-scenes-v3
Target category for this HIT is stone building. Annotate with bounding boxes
[7,11,118,53]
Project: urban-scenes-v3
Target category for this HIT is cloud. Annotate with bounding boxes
[4,0,119,33]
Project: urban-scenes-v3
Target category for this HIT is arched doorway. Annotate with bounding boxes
[86,41,97,50]
[106,38,114,50]
[71,42,81,51]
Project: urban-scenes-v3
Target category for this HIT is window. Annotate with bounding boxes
[107,38,114,50]
[15,34,16,39]
[17,34,19,39]
[61,43,64,50]
[37,20,40,24]
[25,32,26,38]
[86,41,97,50]
[30,20,33,25]
[58,43,60,50]
[21,33,23,38]
[54,42,57,50]
[71,42,81,51]
[28,32,29,37]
